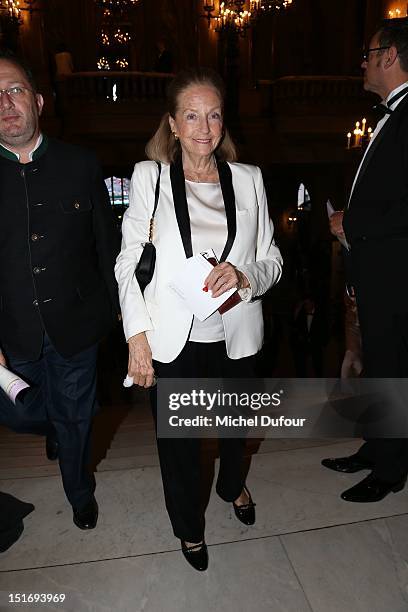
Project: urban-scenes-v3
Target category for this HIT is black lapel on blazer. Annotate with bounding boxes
[170,155,193,258]
[352,93,408,197]
[169,156,237,262]
[217,159,237,262]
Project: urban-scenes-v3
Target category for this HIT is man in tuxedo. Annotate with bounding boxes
[0,52,120,527]
[322,17,408,502]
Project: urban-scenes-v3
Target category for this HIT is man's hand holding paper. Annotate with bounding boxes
[326,201,349,250]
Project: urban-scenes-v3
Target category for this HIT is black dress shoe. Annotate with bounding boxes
[341,473,406,503]
[233,486,256,526]
[72,496,98,530]
[45,436,59,461]
[181,541,208,571]
[321,453,373,473]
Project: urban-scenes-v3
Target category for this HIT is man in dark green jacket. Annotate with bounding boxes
[0,51,120,529]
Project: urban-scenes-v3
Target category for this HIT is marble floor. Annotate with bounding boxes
[1,431,408,612]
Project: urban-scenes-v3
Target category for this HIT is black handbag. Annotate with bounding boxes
[135,162,161,293]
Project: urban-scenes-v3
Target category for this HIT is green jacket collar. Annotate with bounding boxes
[0,134,49,162]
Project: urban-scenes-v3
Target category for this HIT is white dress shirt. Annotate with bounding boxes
[186,180,226,342]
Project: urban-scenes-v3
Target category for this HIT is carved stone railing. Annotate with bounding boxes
[57,71,174,109]
[258,76,373,115]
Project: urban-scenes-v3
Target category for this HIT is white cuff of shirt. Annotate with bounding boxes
[236,267,253,302]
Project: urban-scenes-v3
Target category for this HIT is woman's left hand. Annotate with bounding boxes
[204,262,249,298]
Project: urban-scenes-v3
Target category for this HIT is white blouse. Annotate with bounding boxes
[186,180,226,343]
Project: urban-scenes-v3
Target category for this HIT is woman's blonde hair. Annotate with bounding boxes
[145,67,237,163]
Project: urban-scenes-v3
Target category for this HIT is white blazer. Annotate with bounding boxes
[115,159,282,362]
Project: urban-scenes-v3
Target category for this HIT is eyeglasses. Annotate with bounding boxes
[362,46,390,62]
[0,86,34,100]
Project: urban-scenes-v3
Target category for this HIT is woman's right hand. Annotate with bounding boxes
[127,332,155,388]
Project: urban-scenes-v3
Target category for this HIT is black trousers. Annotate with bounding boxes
[151,341,255,542]
[354,278,408,483]
[356,439,408,481]
[0,334,98,508]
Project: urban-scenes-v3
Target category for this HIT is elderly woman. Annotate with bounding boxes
[115,68,282,571]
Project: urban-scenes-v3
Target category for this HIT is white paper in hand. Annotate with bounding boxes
[326,199,335,218]
[0,364,29,404]
[168,252,236,321]
[326,199,350,250]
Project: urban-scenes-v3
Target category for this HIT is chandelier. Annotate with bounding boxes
[203,0,293,36]
[217,1,251,36]
[250,0,293,14]
[96,0,138,70]
[95,0,139,12]
[388,6,408,18]
[95,0,139,5]
[0,0,44,21]
[0,0,21,22]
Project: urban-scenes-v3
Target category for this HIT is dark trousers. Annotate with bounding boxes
[0,334,98,508]
[354,286,408,483]
[356,439,408,482]
[151,341,255,542]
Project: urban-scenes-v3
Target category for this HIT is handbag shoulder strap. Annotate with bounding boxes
[148,161,161,242]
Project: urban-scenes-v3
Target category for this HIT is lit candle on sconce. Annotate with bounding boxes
[346,119,373,149]
[354,121,360,147]
[388,8,402,18]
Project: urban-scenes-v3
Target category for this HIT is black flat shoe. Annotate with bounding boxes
[45,436,59,461]
[341,473,406,503]
[73,496,98,530]
[321,453,373,473]
[181,541,208,571]
[233,486,256,526]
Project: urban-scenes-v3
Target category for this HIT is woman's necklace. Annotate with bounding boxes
[183,162,219,183]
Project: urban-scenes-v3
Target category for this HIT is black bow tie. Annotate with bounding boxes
[373,86,408,118]
[373,103,392,118]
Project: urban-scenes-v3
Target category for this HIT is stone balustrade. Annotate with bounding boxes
[258,76,373,115]
[57,71,174,107]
